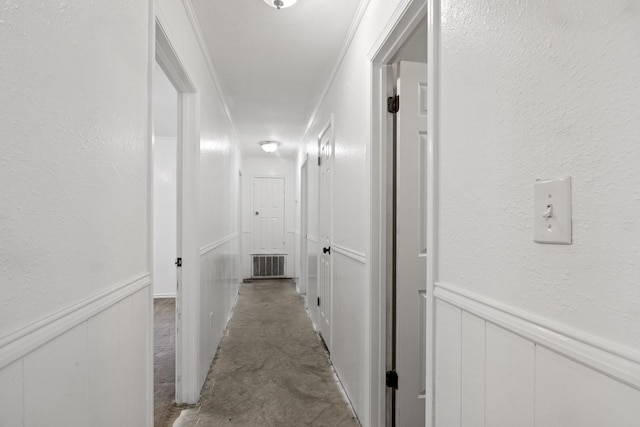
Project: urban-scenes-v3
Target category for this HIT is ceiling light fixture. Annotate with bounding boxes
[263,0,297,9]
[259,140,280,153]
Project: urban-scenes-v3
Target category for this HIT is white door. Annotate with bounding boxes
[318,122,333,349]
[252,177,285,254]
[394,61,427,427]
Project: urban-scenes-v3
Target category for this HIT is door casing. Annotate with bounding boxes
[300,156,309,297]
[368,1,435,426]
[154,15,201,406]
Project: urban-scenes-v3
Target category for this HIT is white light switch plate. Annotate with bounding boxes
[534,177,572,244]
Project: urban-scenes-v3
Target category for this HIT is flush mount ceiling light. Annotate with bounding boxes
[259,140,280,153]
[263,0,297,9]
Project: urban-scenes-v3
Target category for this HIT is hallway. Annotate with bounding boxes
[171,279,359,427]
[3,1,640,426]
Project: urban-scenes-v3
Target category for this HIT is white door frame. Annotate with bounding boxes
[368,1,436,426]
[300,155,309,297]
[153,14,201,405]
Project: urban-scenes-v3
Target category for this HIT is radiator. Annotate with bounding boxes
[251,254,286,278]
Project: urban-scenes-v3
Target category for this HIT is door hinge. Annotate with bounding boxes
[317,297,321,306]
[387,95,400,113]
[386,370,398,389]
[175,258,182,267]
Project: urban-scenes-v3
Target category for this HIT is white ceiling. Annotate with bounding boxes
[189,0,364,159]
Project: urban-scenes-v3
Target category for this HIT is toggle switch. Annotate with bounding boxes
[534,177,572,244]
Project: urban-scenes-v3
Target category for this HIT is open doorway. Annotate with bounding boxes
[152,59,179,425]
[369,2,429,426]
[152,17,201,424]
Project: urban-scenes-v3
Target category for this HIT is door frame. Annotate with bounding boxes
[300,155,309,297]
[153,14,201,405]
[368,0,437,426]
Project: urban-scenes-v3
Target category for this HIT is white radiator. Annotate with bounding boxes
[251,254,286,278]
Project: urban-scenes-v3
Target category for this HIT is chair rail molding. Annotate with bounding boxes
[332,243,367,264]
[0,274,151,371]
[434,281,640,391]
[200,233,239,256]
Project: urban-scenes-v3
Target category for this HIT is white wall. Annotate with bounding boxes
[0,0,152,425]
[154,0,242,390]
[242,157,296,279]
[152,136,177,298]
[153,63,178,298]
[433,0,640,425]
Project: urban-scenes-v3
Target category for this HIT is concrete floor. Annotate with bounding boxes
[154,298,179,427]
[172,279,360,426]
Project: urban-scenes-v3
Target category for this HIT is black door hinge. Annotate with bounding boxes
[175,258,182,267]
[387,95,400,113]
[386,370,398,389]
[317,297,321,306]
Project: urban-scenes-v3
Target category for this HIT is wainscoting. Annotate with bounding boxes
[434,282,640,427]
[331,243,369,427]
[0,275,152,426]
[198,233,240,385]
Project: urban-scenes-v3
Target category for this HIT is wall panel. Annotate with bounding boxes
[434,299,461,427]
[461,312,485,427]
[0,360,23,426]
[331,250,369,421]
[485,323,535,427]
[24,326,89,426]
[199,236,240,385]
[535,346,640,427]
[0,279,151,427]
[435,283,640,427]
[88,304,122,426]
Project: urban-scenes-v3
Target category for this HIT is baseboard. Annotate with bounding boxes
[0,274,151,371]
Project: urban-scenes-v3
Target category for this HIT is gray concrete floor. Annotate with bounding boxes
[154,298,180,427]
[172,279,360,427]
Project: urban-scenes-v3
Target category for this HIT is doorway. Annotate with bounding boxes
[153,17,201,408]
[251,176,286,278]
[369,2,430,426]
[152,58,179,426]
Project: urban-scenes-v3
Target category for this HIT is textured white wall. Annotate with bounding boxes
[0,1,152,423]
[0,0,150,335]
[433,0,640,424]
[438,0,640,350]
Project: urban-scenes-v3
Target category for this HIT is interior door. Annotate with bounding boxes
[394,60,428,426]
[252,177,285,254]
[318,123,333,349]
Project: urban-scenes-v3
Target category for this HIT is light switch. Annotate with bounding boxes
[534,177,572,244]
